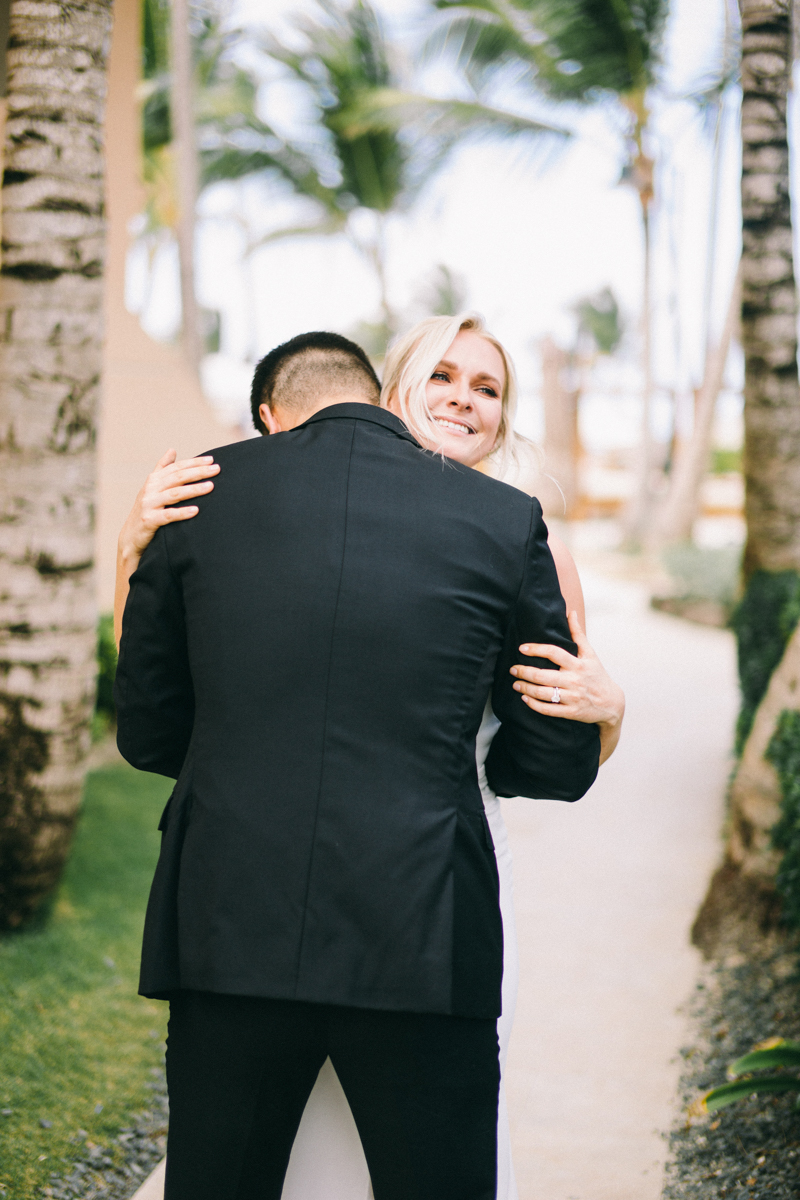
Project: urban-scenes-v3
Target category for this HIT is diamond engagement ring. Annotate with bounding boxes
[551,686,561,704]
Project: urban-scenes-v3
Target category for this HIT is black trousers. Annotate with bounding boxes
[164,991,500,1200]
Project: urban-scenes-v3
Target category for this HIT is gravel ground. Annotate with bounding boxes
[40,1070,167,1200]
[663,928,800,1199]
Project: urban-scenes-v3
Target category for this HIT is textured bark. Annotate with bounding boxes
[0,0,113,928]
[693,619,800,955]
[740,0,800,577]
[728,618,800,881]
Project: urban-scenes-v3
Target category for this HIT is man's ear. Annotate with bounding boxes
[260,403,283,435]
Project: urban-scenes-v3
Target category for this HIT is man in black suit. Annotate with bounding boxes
[115,332,600,1200]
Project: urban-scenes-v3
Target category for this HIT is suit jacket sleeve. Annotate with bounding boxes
[114,527,194,779]
[485,500,600,802]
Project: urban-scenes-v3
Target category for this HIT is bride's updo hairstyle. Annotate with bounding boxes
[381,313,542,488]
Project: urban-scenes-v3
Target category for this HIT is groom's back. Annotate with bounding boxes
[118,404,597,1016]
[181,406,532,816]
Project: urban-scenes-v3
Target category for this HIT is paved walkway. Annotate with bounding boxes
[504,567,738,1199]
[133,567,738,1200]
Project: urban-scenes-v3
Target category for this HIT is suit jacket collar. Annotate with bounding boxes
[301,402,421,447]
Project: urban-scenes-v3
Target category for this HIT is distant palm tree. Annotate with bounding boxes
[424,0,669,536]
[140,0,298,363]
[260,0,563,345]
[139,0,562,356]
[263,0,409,336]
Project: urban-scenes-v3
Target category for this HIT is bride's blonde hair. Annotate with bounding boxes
[381,313,543,490]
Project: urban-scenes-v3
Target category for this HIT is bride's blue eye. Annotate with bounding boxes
[431,371,449,382]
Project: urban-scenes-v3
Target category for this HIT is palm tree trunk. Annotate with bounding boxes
[170,0,202,371]
[740,0,800,579]
[655,264,741,544]
[694,0,800,946]
[623,148,657,545]
[540,336,580,518]
[0,0,114,928]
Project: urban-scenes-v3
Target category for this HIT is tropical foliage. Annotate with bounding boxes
[766,709,800,929]
[573,287,623,356]
[260,0,563,337]
[730,572,800,753]
[140,0,293,235]
[690,1038,800,1117]
[137,0,561,346]
[421,0,669,535]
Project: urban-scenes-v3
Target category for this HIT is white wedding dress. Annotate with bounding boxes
[280,701,519,1200]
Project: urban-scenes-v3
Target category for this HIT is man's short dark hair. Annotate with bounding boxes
[250,331,381,434]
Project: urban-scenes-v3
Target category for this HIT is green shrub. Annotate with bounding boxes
[661,543,741,609]
[93,615,118,741]
[731,571,800,753]
[766,709,800,930]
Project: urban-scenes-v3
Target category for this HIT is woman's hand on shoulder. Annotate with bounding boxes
[118,449,220,564]
[509,610,625,764]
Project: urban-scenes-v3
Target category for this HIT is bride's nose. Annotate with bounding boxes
[447,389,472,411]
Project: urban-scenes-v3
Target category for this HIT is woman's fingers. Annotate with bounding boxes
[512,671,575,704]
[567,609,590,650]
[158,505,200,522]
[514,680,570,703]
[510,664,565,687]
[519,693,571,717]
[151,481,215,508]
[517,641,575,668]
[143,504,201,529]
[154,448,178,470]
[168,456,218,477]
[142,472,218,515]
[153,461,219,489]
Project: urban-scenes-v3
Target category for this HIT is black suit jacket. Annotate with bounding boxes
[115,404,599,1018]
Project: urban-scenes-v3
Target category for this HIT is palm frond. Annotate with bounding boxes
[245,212,349,257]
[261,1,410,214]
[336,86,568,143]
[432,0,670,103]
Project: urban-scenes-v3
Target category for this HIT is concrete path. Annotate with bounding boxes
[503,567,738,1199]
[132,567,738,1200]
[131,1157,165,1200]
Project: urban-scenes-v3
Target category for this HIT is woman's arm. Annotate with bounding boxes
[548,531,586,629]
[524,533,625,766]
[114,449,220,648]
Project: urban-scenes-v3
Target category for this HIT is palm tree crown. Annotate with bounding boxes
[432,0,667,103]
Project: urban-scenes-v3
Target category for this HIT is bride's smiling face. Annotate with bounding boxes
[423,331,505,468]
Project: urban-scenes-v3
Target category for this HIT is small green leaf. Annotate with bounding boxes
[728,1042,800,1078]
[701,1076,800,1113]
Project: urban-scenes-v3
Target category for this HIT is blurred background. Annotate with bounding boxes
[98,0,745,604]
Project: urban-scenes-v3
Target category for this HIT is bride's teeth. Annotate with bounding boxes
[435,418,472,434]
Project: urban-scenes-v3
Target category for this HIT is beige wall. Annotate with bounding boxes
[96,0,239,609]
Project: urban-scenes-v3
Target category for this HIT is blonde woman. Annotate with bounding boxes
[115,314,624,1200]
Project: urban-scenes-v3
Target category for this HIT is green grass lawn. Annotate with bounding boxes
[0,762,173,1200]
